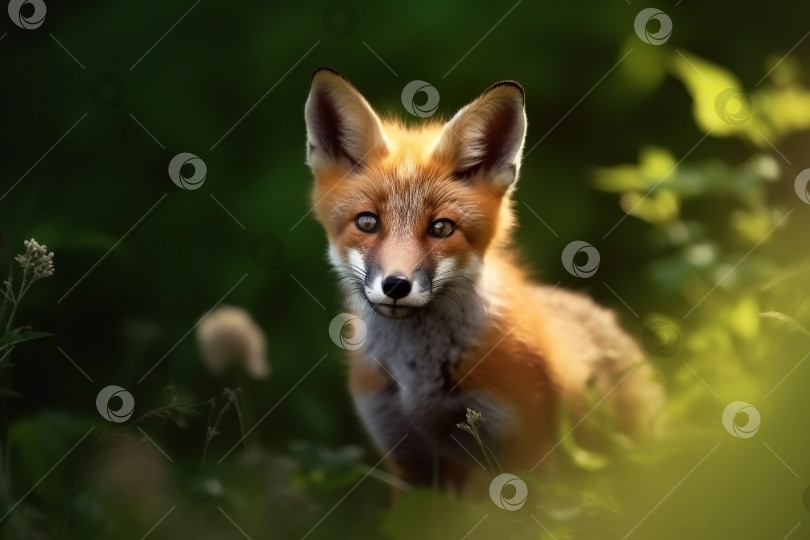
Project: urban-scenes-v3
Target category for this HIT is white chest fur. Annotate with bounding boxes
[354,294,517,467]
[364,291,485,415]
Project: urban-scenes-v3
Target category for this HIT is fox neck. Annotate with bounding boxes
[353,262,491,398]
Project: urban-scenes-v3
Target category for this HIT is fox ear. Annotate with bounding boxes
[305,68,388,170]
[434,81,527,192]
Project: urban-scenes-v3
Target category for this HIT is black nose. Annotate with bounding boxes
[381,275,412,300]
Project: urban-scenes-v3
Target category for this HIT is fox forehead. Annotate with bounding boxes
[312,120,494,220]
[375,119,448,158]
[313,157,501,246]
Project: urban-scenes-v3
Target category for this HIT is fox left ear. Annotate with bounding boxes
[433,81,527,192]
[304,67,388,172]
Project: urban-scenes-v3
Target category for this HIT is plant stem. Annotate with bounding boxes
[233,371,257,455]
[0,284,11,330]
[0,229,11,327]
[4,304,18,334]
[202,389,238,464]
[3,272,27,334]
[232,394,249,458]
[473,431,495,472]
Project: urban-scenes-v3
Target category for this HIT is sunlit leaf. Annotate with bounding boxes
[672,50,810,146]
[619,189,679,224]
[731,208,776,243]
[593,146,675,192]
[669,51,761,142]
[754,86,810,140]
[727,296,760,340]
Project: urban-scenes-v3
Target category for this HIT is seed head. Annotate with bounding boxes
[15,238,55,279]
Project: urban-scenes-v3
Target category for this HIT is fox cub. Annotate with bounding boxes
[304,68,663,495]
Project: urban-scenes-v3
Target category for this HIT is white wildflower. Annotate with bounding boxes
[15,238,55,280]
[3,238,55,308]
[196,305,269,379]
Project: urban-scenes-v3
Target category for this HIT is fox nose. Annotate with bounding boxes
[381,275,412,300]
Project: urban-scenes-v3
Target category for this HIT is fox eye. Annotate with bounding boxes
[355,212,380,233]
[429,218,456,239]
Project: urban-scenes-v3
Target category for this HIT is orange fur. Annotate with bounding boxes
[305,68,664,497]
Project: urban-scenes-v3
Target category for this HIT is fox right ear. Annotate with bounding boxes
[304,68,388,171]
[433,81,527,193]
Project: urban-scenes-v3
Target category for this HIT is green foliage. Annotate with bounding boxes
[2,2,810,539]
[672,51,810,145]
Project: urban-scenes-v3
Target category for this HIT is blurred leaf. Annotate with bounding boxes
[557,400,610,471]
[618,39,668,95]
[593,146,675,192]
[754,85,810,142]
[670,51,759,141]
[0,329,52,353]
[727,296,760,340]
[763,55,801,88]
[289,440,364,473]
[289,441,366,491]
[560,439,609,471]
[759,311,810,338]
[731,207,776,244]
[619,189,679,225]
[672,50,810,145]
[8,411,96,509]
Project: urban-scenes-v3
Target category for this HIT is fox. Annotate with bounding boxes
[304,67,664,496]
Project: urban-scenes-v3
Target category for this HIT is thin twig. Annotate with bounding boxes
[0,229,11,327]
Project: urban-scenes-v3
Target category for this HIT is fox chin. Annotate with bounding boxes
[304,67,664,496]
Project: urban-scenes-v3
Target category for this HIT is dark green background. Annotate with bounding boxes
[1,1,809,539]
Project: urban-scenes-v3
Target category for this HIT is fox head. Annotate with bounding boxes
[304,68,527,319]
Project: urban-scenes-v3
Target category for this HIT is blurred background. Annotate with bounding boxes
[1,0,810,538]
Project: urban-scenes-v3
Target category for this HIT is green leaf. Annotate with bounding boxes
[0,328,53,351]
[556,401,610,471]
[8,412,96,508]
[593,146,675,193]
[671,50,810,145]
[669,51,758,141]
